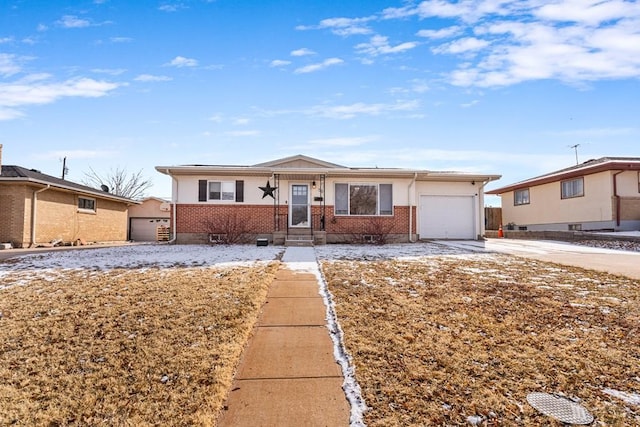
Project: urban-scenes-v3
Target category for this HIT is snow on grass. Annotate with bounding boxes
[603,388,640,406]
[0,244,284,288]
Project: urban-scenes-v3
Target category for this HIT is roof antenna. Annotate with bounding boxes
[569,144,580,165]
[61,156,69,179]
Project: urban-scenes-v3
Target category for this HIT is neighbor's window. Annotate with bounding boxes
[78,197,96,212]
[208,181,235,201]
[514,188,530,206]
[334,183,393,216]
[561,177,584,199]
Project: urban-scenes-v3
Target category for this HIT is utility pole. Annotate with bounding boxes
[569,144,580,165]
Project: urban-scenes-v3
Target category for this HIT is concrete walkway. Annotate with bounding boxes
[437,239,640,280]
[217,247,350,426]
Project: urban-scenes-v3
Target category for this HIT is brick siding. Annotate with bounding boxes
[0,183,129,247]
[173,204,417,243]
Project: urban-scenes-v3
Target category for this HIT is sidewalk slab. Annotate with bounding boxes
[275,270,317,281]
[268,280,320,298]
[218,377,349,427]
[235,326,341,379]
[259,298,326,326]
[218,259,349,427]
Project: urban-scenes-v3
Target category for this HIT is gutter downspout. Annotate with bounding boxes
[477,180,491,240]
[613,171,623,228]
[167,170,178,244]
[408,173,418,243]
[30,185,51,248]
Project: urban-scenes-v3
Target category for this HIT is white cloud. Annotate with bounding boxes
[269,59,291,67]
[291,48,315,57]
[406,1,640,87]
[356,35,418,56]
[433,37,490,54]
[134,74,172,82]
[166,56,198,67]
[0,108,24,120]
[416,26,463,39]
[297,16,374,36]
[159,4,186,12]
[294,58,344,74]
[0,53,23,76]
[308,99,420,119]
[37,23,48,32]
[0,37,13,44]
[208,114,223,122]
[0,75,123,120]
[57,15,91,28]
[110,36,132,43]
[305,0,639,87]
[92,68,127,76]
[225,130,260,137]
[306,135,379,147]
[535,0,638,26]
[461,99,479,108]
[233,118,250,125]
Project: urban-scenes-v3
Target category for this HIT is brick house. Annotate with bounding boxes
[487,157,640,231]
[156,155,501,244]
[0,161,139,248]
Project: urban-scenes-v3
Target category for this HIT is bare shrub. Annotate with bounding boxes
[334,216,396,245]
[202,213,256,244]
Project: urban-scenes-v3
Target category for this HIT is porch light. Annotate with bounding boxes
[312,180,316,189]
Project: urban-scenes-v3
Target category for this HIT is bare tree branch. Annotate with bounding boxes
[82,167,153,200]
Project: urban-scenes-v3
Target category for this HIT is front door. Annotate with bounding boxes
[290,184,310,227]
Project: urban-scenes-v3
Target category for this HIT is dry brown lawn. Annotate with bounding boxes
[321,254,640,426]
[0,263,279,426]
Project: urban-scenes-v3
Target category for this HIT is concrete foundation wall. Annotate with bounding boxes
[485,229,640,243]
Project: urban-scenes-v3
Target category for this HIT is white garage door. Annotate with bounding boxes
[419,195,475,239]
[130,218,170,242]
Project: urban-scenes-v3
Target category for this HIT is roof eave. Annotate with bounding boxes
[0,177,140,204]
[487,161,640,195]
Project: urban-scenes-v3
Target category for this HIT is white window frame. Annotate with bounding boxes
[334,183,393,216]
[208,181,235,201]
[514,188,530,206]
[561,177,584,199]
[78,196,96,213]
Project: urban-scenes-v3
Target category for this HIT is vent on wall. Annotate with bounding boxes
[568,224,582,231]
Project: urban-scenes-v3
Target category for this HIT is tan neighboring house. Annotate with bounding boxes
[487,157,640,232]
[156,154,501,244]
[0,163,139,248]
[128,197,171,242]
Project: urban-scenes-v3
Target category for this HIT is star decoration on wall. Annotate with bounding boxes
[259,181,277,199]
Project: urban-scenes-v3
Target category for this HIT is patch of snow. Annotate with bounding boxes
[603,388,640,406]
[467,415,483,425]
[0,244,285,288]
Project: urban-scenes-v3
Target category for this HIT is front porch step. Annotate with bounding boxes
[285,234,314,247]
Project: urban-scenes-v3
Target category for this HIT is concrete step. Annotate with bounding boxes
[285,239,314,247]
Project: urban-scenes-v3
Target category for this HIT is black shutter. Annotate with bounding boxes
[198,180,207,202]
[236,180,244,202]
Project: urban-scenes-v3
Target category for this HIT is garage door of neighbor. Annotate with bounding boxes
[130,218,169,242]
[419,195,475,239]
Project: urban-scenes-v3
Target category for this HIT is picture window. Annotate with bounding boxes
[334,183,393,216]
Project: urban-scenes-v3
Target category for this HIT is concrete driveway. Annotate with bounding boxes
[436,238,640,280]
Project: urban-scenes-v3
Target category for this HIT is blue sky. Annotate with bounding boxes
[1,0,639,205]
